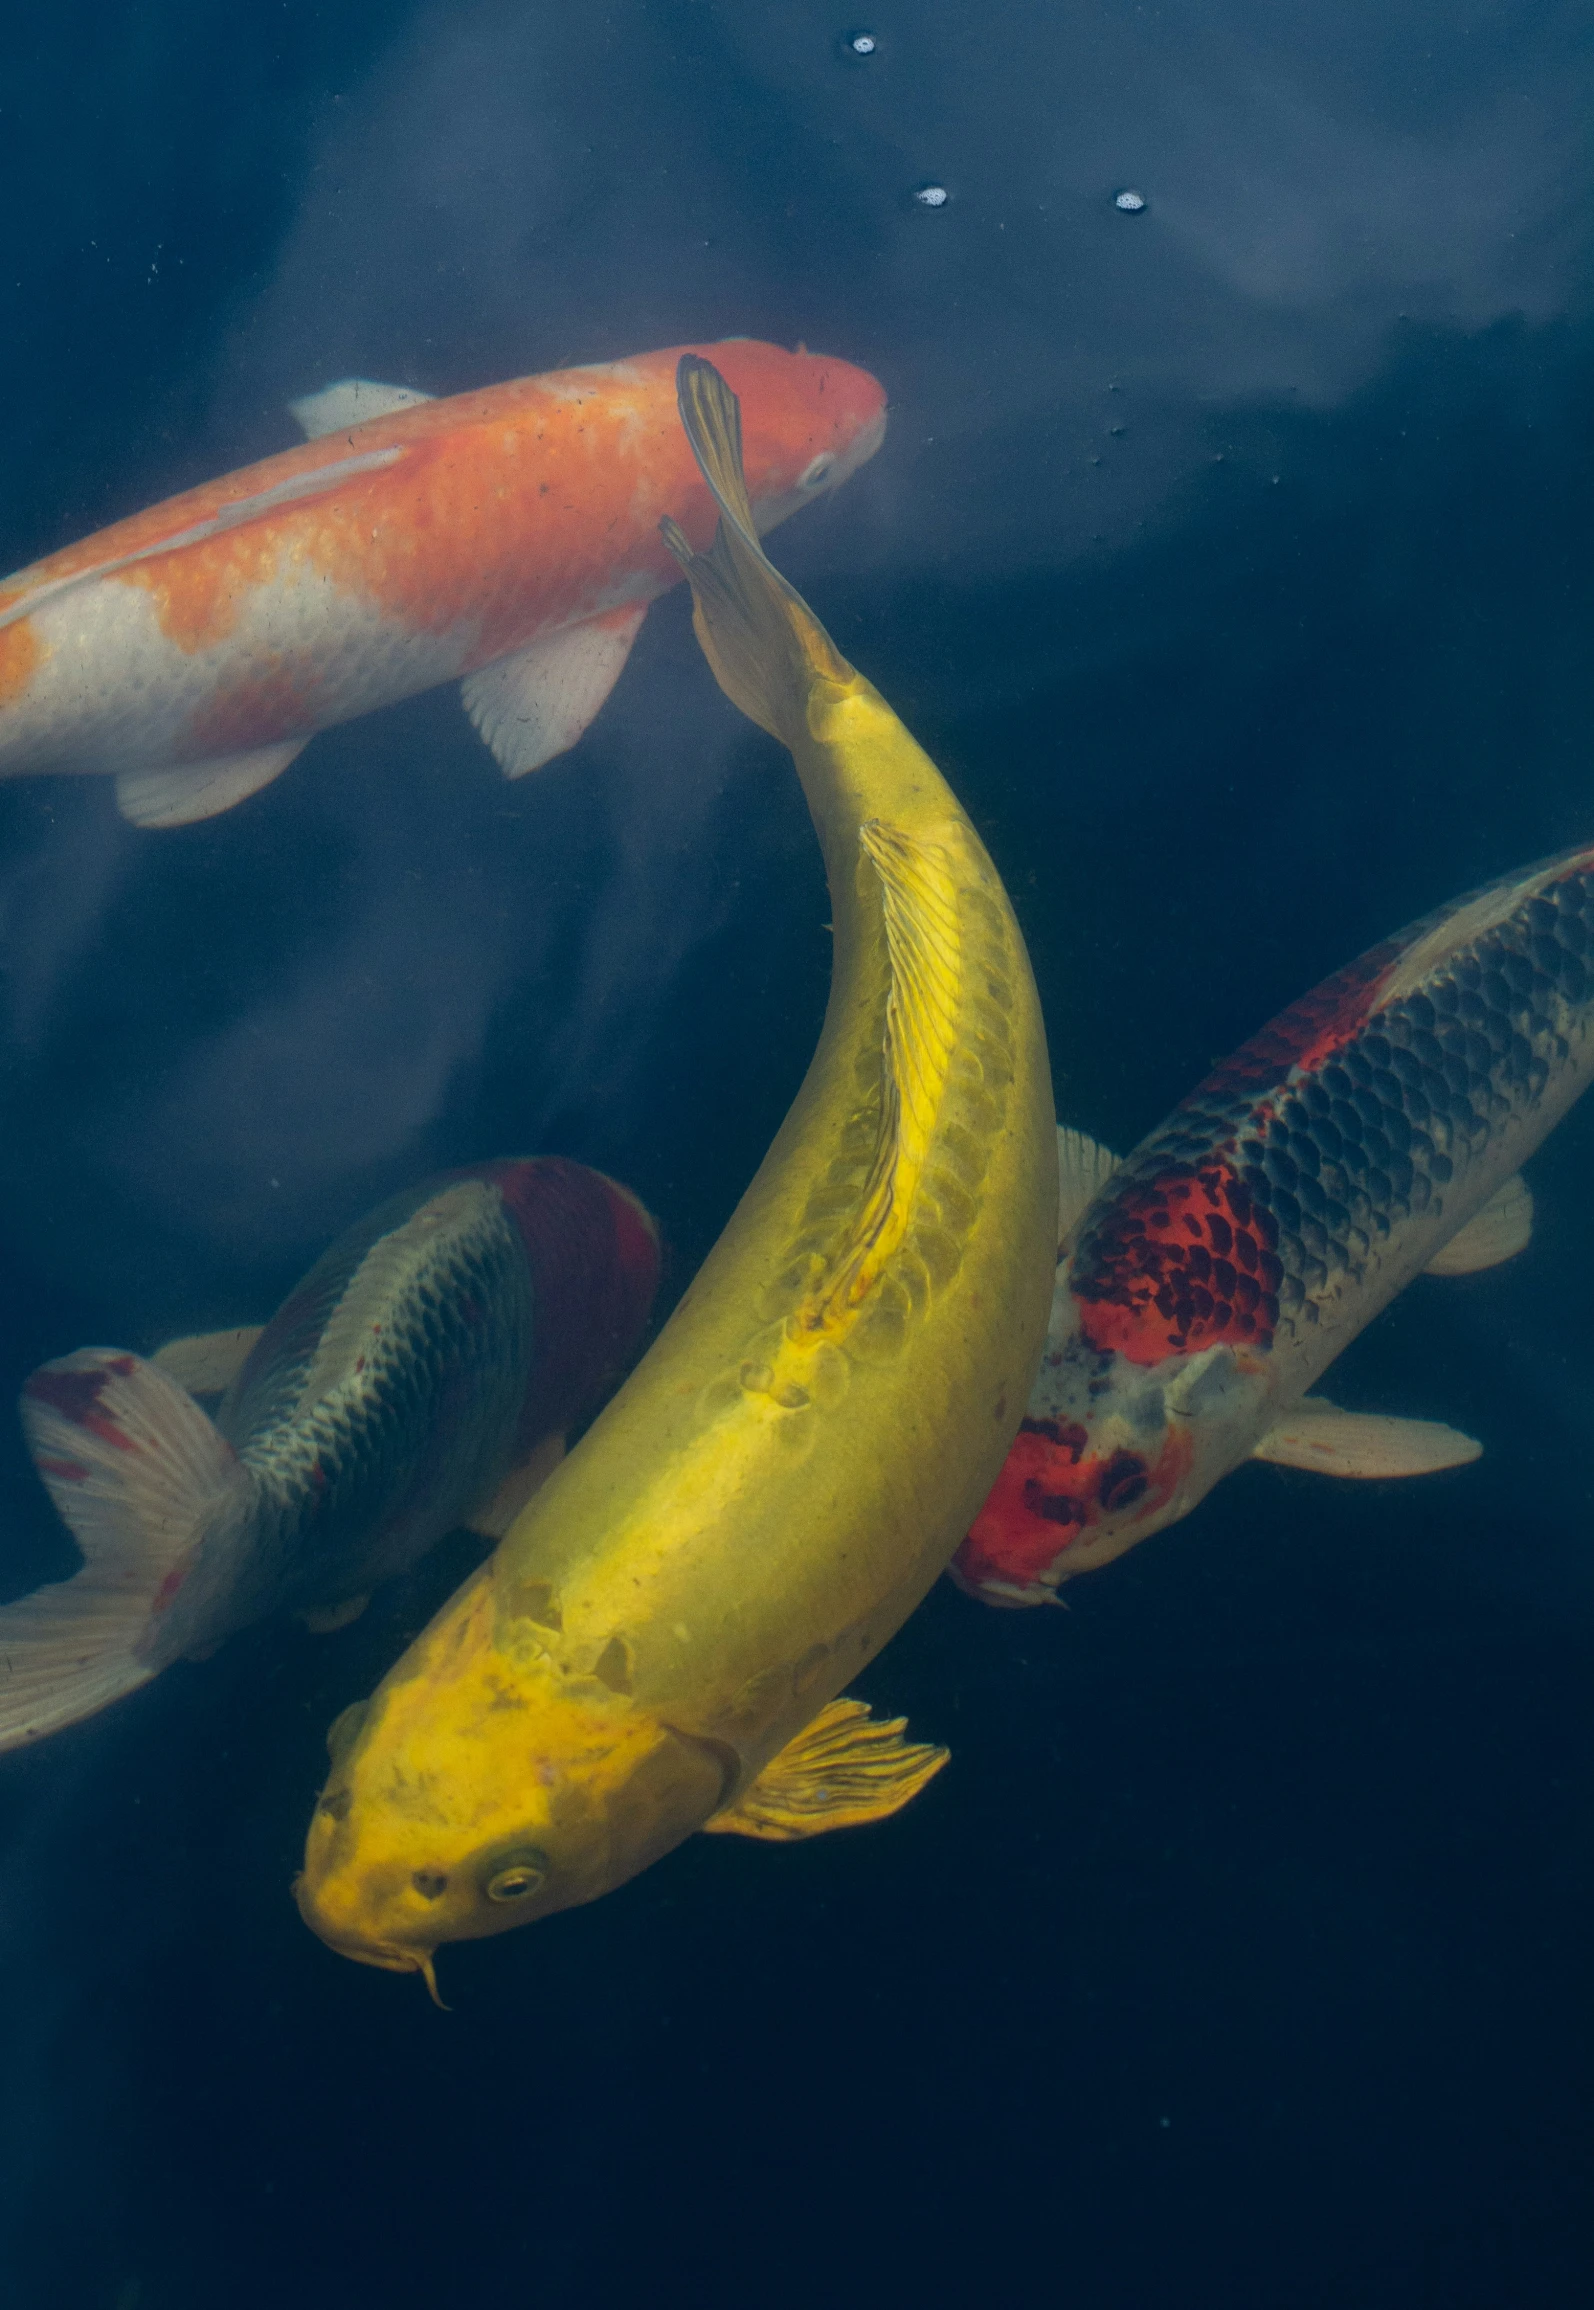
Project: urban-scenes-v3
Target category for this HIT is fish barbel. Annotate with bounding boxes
[294,358,1056,1989]
[0,340,885,827]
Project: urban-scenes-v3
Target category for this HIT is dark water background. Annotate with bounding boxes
[1,4,1591,2304]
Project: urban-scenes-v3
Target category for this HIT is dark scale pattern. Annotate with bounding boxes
[1072,848,1594,1367]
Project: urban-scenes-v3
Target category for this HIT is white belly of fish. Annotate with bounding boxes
[0,552,481,778]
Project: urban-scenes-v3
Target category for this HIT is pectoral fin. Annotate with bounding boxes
[116,739,309,828]
[150,1324,264,1396]
[465,1433,567,1541]
[701,1696,948,1842]
[1425,1174,1533,1275]
[289,379,434,438]
[298,1595,369,1635]
[1253,1398,1481,1477]
[1056,1124,1119,1245]
[461,605,647,777]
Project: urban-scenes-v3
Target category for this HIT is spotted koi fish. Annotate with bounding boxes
[0,341,886,828]
[956,842,1594,1605]
[0,1158,659,1749]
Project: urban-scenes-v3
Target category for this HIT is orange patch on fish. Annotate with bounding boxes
[0,616,40,708]
[0,341,886,807]
[187,663,321,754]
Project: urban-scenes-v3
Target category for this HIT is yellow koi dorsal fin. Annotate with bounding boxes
[797,820,964,1337]
[701,1696,948,1842]
[660,355,851,746]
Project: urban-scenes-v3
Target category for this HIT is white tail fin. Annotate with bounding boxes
[0,1349,242,1751]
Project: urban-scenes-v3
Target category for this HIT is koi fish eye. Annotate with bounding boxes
[797,452,836,490]
[484,1848,550,1903]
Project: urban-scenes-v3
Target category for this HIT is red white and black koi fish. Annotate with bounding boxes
[0,341,886,828]
[956,842,1594,1605]
[0,1158,659,1747]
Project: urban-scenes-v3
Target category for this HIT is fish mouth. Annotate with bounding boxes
[848,407,888,469]
[310,1926,447,2008]
[293,1874,445,2002]
[323,1937,420,1975]
[346,1943,447,2007]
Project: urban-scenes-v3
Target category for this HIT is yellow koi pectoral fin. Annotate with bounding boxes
[798,819,963,1331]
[1252,1399,1482,1478]
[701,1697,949,1843]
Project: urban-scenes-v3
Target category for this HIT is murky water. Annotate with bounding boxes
[1,5,1590,2305]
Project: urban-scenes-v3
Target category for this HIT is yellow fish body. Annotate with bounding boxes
[296,360,1057,1991]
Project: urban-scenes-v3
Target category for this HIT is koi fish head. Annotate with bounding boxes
[952,1412,1194,1606]
[951,1333,1270,1606]
[700,340,887,530]
[295,1565,724,1989]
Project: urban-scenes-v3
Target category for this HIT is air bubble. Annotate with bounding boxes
[846,31,876,55]
[1114,188,1147,213]
[914,183,949,209]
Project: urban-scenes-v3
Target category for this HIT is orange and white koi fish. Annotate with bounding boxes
[957,842,1594,1604]
[0,341,886,828]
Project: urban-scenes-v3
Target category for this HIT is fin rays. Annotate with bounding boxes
[800,821,966,1335]
[660,355,849,744]
[702,1696,948,1841]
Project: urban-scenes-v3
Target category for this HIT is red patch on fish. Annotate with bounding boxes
[24,1358,138,1450]
[956,1418,1190,1598]
[150,1563,190,1615]
[0,617,40,709]
[1195,941,1401,1100]
[1072,1157,1282,1365]
[473,1159,661,1445]
[187,663,321,754]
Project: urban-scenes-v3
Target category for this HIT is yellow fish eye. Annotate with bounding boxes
[484,1849,550,1903]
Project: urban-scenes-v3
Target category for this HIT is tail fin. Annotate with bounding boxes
[0,1349,242,1751]
[660,355,853,748]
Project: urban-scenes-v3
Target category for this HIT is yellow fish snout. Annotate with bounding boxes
[292,1847,437,1978]
[295,1792,556,1981]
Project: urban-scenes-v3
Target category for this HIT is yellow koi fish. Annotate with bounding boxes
[295,359,1056,1995]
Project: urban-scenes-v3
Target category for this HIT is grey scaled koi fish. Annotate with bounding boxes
[956,841,1594,1604]
[0,1158,659,1746]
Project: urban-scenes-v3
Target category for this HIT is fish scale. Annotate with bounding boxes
[1077,851,1594,1379]
[146,1180,533,1661]
[0,1158,660,1747]
[957,842,1594,1604]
